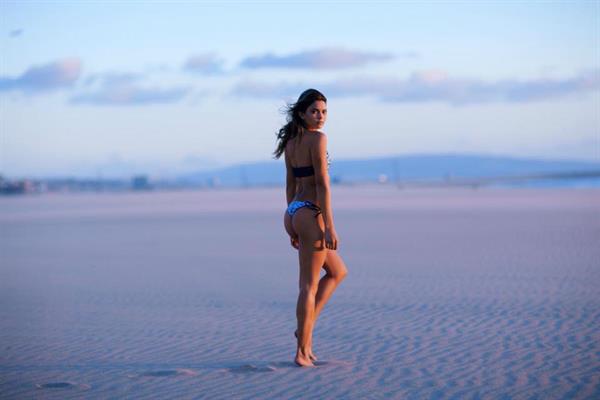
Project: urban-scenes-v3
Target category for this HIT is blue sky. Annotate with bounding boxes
[1,0,598,179]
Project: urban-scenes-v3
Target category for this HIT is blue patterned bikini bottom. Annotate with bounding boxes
[286,200,322,217]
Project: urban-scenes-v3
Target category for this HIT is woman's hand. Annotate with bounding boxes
[323,227,339,250]
[290,234,299,250]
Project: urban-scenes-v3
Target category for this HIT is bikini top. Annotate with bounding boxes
[292,151,331,178]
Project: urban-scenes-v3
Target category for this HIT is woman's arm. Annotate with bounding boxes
[284,149,296,204]
[311,133,334,230]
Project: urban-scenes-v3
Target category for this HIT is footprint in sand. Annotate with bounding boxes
[227,364,278,373]
[313,360,353,368]
[35,381,91,390]
[127,368,199,379]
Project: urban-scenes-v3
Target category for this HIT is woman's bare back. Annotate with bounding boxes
[285,131,322,203]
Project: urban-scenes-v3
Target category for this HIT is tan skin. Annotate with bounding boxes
[283,100,348,367]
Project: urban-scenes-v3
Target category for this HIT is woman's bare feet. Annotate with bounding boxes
[295,347,315,367]
[295,330,318,361]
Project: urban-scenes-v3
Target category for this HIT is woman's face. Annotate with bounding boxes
[300,100,327,131]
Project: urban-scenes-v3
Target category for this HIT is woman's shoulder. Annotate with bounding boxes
[307,130,327,143]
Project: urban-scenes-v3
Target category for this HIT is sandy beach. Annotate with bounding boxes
[1,185,599,399]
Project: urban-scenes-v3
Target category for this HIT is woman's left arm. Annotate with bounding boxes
[284,150,296,204]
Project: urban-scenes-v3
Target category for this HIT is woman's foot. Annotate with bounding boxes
[295,330,318,361]
[294,348,315,367]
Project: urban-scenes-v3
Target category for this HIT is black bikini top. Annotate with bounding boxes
[292,151,331,178]
[292,165,315,178]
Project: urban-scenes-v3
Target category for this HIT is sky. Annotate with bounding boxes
[0,0,599,179]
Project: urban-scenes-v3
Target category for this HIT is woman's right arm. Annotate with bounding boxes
[311,133,338,250]
[284,149,296,205]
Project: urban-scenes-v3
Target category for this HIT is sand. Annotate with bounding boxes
[1,186,599,399]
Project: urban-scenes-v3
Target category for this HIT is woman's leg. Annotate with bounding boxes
[313,250,348,325]
[295,251,348,338]
[293,208,327,367]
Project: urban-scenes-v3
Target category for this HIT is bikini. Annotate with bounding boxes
[286,199,322,218]
[286,152,330,218]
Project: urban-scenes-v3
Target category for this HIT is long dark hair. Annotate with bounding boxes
[273,88,327,159]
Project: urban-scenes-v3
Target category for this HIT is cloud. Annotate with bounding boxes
[231,79,307,100]
[71,71,190,105]
[9,28,23,38]
[183,53,224,75]
[0,58,82,93]
[497,68,600,102]
[232,68,600,106]
[376,68,600,105]
[239,47,395,70]
[70,84,191,106]
[82,72,141,87]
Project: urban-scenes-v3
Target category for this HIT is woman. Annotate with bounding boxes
[273,88,348,367]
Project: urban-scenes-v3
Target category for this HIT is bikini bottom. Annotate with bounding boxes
[286,200,322,218]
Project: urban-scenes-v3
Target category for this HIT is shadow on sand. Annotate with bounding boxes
[125,360,349,379]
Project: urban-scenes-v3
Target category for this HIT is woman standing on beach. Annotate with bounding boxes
[273,88,348,367]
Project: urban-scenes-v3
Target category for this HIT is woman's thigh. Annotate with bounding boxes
[292,207,324,246]
[294,208,326,285]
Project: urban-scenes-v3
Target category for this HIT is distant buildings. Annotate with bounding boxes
[0,175,41,195]
[0,174,154,195]
[131,175,152,191]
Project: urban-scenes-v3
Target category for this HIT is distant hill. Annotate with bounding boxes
[176,153,600,188]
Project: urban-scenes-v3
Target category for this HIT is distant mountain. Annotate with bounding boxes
[175,153,600,188]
